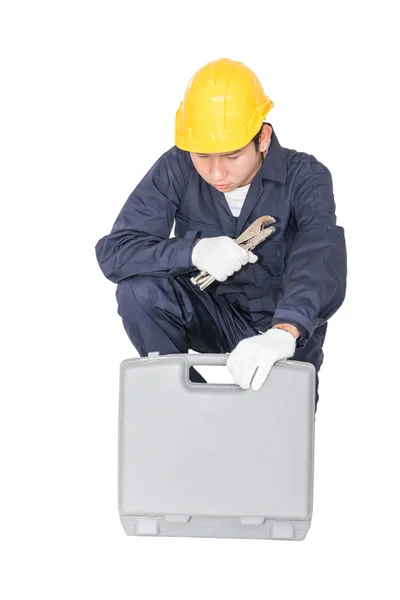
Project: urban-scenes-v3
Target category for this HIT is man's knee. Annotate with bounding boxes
[116,274,181,319]
[116,275,163,315]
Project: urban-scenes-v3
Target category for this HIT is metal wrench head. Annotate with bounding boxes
[239,225,276,251]
[234,215,276,246]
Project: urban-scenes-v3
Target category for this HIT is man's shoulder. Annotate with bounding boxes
[159,146,194,171]
[283,143,331,179]
[279,143,333,194]
[148,146,193,192]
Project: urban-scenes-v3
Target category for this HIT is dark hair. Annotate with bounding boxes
[251,123,265,150]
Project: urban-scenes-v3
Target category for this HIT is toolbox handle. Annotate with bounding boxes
[184,353,229,367]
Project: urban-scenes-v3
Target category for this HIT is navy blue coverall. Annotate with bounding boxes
[95,125,347,408]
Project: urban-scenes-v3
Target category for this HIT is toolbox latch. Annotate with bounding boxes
[164,515,191,524]
[239,517,266,526]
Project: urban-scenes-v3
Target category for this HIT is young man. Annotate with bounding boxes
[95,58,347,410]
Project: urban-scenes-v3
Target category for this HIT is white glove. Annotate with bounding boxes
[227,328,296,391]
[192,236,258,282]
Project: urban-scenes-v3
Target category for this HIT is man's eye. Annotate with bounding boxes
[228,156,239,160]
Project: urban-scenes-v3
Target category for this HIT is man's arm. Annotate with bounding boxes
[95,152,198,284]
[271,157,347,347]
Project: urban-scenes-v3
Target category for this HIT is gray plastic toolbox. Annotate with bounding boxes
[118,353,316,541]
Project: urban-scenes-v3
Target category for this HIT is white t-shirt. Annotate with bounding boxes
[224,184,251,217]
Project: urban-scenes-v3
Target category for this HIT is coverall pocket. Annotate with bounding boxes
[255,240,286,278]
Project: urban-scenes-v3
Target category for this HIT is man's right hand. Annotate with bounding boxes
[191,236,258,282]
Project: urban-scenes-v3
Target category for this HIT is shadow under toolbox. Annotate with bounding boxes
[118,353,316,541]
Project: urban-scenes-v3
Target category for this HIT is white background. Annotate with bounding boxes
[1,1,399,598]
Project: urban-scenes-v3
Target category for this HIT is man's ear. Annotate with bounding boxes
[259,124,272,152]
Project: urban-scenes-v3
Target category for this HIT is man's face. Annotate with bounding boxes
[190,124,272,192]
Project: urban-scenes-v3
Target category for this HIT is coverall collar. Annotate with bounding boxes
[259,124,287,185]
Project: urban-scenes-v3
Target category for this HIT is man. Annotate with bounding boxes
[95,58,347,411]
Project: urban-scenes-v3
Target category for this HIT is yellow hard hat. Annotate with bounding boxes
[175,58,274,153]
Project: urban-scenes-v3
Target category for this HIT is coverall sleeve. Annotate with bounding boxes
[95,153,198,283]
[271,159,347,347]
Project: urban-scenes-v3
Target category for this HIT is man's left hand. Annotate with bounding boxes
[226,328,297,391]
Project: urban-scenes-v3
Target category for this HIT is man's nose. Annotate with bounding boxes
[210,158,227,181]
